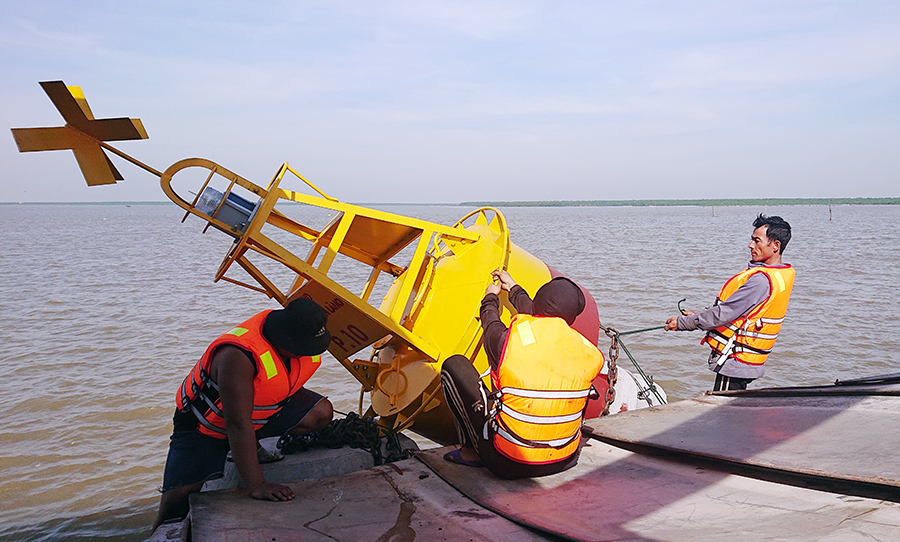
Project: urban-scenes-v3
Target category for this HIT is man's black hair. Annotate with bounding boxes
[753,214,791,254]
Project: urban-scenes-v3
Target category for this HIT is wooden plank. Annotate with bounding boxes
[417,443,900,542]
[583,393,900,488]
[190,457,552,542]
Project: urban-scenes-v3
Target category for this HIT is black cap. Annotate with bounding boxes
[532,277,585,325]
[262,298,331,356]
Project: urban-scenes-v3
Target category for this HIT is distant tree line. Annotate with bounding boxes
[460,197,900,207]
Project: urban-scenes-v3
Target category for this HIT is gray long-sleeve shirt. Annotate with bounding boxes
[676,261,772,379]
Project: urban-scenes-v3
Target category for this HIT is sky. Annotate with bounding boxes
[1,1,899,203]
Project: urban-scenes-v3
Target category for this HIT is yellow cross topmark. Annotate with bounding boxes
[11,81,148,186]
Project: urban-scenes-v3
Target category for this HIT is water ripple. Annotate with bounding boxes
[1,203,898,540]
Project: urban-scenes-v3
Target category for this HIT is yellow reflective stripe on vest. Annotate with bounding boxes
[516,320,536,347]
[311,355,322,364]
[227,326,250,337]
[260,350,279,380]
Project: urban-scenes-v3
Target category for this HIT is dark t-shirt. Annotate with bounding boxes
[480,285,534,371]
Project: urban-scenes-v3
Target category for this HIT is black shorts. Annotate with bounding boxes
[160,388,324,492]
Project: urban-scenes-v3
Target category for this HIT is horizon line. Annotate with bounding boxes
[3,197,899,207]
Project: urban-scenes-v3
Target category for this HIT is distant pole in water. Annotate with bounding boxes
[829,202,833,221]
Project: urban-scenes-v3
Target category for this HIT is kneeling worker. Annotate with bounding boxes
[154,298,333,529]
[665,214,794,391]
[441,270,605,479]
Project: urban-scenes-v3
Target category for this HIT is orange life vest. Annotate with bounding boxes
[176,310,322,439]
[490,314,605,464]
[703,265,794,366]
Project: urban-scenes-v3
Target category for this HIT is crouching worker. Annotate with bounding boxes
[440,270,604,479]
[154,298,334,530]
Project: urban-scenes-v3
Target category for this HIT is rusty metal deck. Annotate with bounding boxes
[583,382,900,490]
[418,441,900,541]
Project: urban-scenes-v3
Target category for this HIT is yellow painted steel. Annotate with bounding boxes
[157,159,561,442]
[11,80,558,444]
[11,81,149,185]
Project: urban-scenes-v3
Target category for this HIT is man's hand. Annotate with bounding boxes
[486,282,501,296]
[665,311,693,331]
[250,481,296,501]
[491,269,516,291]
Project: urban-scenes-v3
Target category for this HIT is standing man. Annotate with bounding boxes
[154,298,333,530]
[665,214,794,391]
[440,270,604,479]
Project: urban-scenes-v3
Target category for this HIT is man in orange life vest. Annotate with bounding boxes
[154,298,333,530]
[440,270,605,479]
[665,214,794,391]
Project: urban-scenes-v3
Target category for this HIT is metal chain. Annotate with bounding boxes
[598,321,619,416]
[276,412,411,465]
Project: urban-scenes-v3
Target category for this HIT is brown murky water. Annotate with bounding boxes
[1,203,897,541]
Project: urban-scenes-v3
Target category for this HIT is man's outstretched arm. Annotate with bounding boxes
[666,274,770,331]
[213,346,295,502]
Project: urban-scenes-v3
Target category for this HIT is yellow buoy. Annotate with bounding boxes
[11,80,608,444]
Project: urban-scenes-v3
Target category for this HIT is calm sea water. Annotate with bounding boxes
[1,203,898,541]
